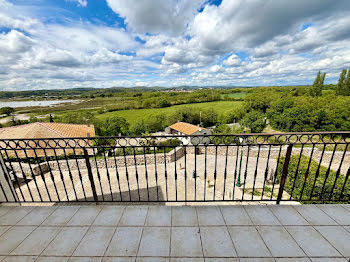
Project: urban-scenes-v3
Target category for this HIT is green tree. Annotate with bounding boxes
[243,110,266,133]
[146,115,167,133]
[0,107,15,116]
[157,99,171,108]
[345,69,350,96]
[310,71,326,96]
[59,111,96,125]
[244,91,276,113]
[101,116,129,136]
[336,69,347,95]
[224,106,246,123]
[130,120,147,135]
[201,109,218,127]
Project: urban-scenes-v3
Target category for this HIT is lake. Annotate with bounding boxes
[0,100,79,108]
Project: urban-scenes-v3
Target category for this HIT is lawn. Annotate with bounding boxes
[97,101,243,124]
[220,92,246,99]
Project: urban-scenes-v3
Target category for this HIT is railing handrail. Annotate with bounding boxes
[0,130,349,141]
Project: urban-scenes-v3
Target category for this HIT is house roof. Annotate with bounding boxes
[0,122,95,139]
[169,122,208,135]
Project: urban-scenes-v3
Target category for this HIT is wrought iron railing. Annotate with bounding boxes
[0,132,349,204]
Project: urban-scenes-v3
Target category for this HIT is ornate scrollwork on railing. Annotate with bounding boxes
[0,131,349,151]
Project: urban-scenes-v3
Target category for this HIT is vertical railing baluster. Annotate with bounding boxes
[299,144,316,201]
[174,145,177,201]
[222,145,229,200]
[83,149,98,203]
[261,145,271,200]
[339,167,350,201]
[153,145,159,201]
[102,147,114,201]
[42,148,60,201]
[329,144,348,201]
[277,145,293,204]
[62,148,78,201]
[251,145,261,200]
[241,145,250,201]
[309,144,326,201]
[13,149,34,202]
[163,146,168,201]
[144,146,150,201]
[3,149,24,202]
[203,145,207,201]
[232,146,239,200]
[270,145,282,200]
[53,148,70,201]
[289,144,304,200]
[319,144,338,200]
[183,146,187,202]
[32,147,52,201]
[23,148,44,202]
[112,148,123,201]
[132,146,140,201]
[122,147,131,201]
[194,145,197,201]
[213,145,218,200]
[72,148,87,201]
[92,149,104,201]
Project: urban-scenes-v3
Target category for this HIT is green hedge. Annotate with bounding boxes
[277,155,349,203]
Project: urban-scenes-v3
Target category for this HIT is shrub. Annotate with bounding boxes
[242,110,266,133]
[277,155,349,203]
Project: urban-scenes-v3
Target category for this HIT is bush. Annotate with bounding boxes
[267,95,350,131]
[130,120,147,135]
[242,110,266,133]
[224,106,246,123]
[277,155,349,203]
[0,107,14,116]
[157,99,171,108]
[100,116,129,136]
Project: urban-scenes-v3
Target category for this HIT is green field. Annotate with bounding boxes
[220,92,246,99]
[96,101,243,124]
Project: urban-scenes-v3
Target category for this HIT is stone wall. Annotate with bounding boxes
[8,147,185,176]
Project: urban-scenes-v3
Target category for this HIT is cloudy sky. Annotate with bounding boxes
[1,0,350,90]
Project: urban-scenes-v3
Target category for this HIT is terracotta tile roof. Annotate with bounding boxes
[0,122,95,139]
[169,122,208,135]
[0,123,95,158]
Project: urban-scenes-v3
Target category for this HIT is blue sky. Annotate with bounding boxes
[1,0,350,90]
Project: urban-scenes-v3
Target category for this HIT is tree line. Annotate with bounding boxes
[310,69,350,96]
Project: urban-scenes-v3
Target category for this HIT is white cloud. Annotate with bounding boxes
[1,0,350,90]
[106,0,204,35]
[65,0,87,7]
[0,0,39,31]
[0,30,34,53]
[77,0,87,7]
[223,54,241,67]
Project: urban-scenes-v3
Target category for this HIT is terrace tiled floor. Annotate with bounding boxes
[0,204,350,262]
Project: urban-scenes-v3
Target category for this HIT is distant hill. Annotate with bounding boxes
[0,85,252,99]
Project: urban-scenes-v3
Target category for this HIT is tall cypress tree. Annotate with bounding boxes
[336,69,347,95]
[319,72,326,94]
[310,71,325,96]
[345,69,350,96]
